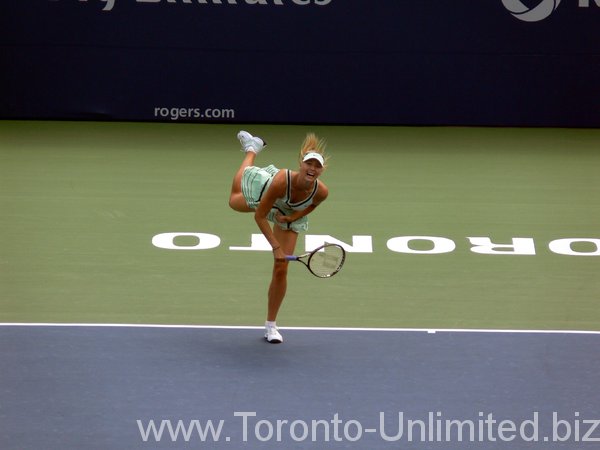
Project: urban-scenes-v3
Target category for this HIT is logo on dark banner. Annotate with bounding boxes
[501,0,600,22]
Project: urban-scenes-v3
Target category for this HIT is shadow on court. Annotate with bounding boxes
[1,325,599,449]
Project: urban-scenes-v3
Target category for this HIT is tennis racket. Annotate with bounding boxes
[285,243,346,278]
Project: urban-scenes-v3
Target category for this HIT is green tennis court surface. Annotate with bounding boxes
[1,121,599,330]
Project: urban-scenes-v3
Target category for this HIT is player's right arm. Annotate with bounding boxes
[254,170,287,252]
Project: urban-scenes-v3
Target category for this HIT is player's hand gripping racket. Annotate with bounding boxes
[285,243,346,278]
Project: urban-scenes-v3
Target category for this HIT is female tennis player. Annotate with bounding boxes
[228,130,329,343]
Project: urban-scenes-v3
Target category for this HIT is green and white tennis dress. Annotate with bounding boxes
[241,165,318,233]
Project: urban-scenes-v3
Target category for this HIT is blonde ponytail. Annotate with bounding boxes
[299,133,329,168]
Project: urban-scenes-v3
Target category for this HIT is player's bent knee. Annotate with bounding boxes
[228,196,237,210]
[229,194,251,212]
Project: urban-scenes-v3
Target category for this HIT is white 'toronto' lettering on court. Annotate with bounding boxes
[152,233,600,256]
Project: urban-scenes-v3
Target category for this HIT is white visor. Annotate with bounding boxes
[302,152,324,167]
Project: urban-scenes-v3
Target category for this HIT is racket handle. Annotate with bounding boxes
[285,255,298,261]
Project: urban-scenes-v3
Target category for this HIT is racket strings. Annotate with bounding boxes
[309,244,344,277]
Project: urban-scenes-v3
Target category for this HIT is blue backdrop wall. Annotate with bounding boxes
[1,0,599,126]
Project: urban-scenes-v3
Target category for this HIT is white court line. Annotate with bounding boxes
[0,323,599,335]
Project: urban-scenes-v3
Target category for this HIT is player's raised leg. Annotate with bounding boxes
[228,131,266,212]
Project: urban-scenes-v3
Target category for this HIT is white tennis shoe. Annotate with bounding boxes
[237,130,266,154]
[264,323,283,344]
